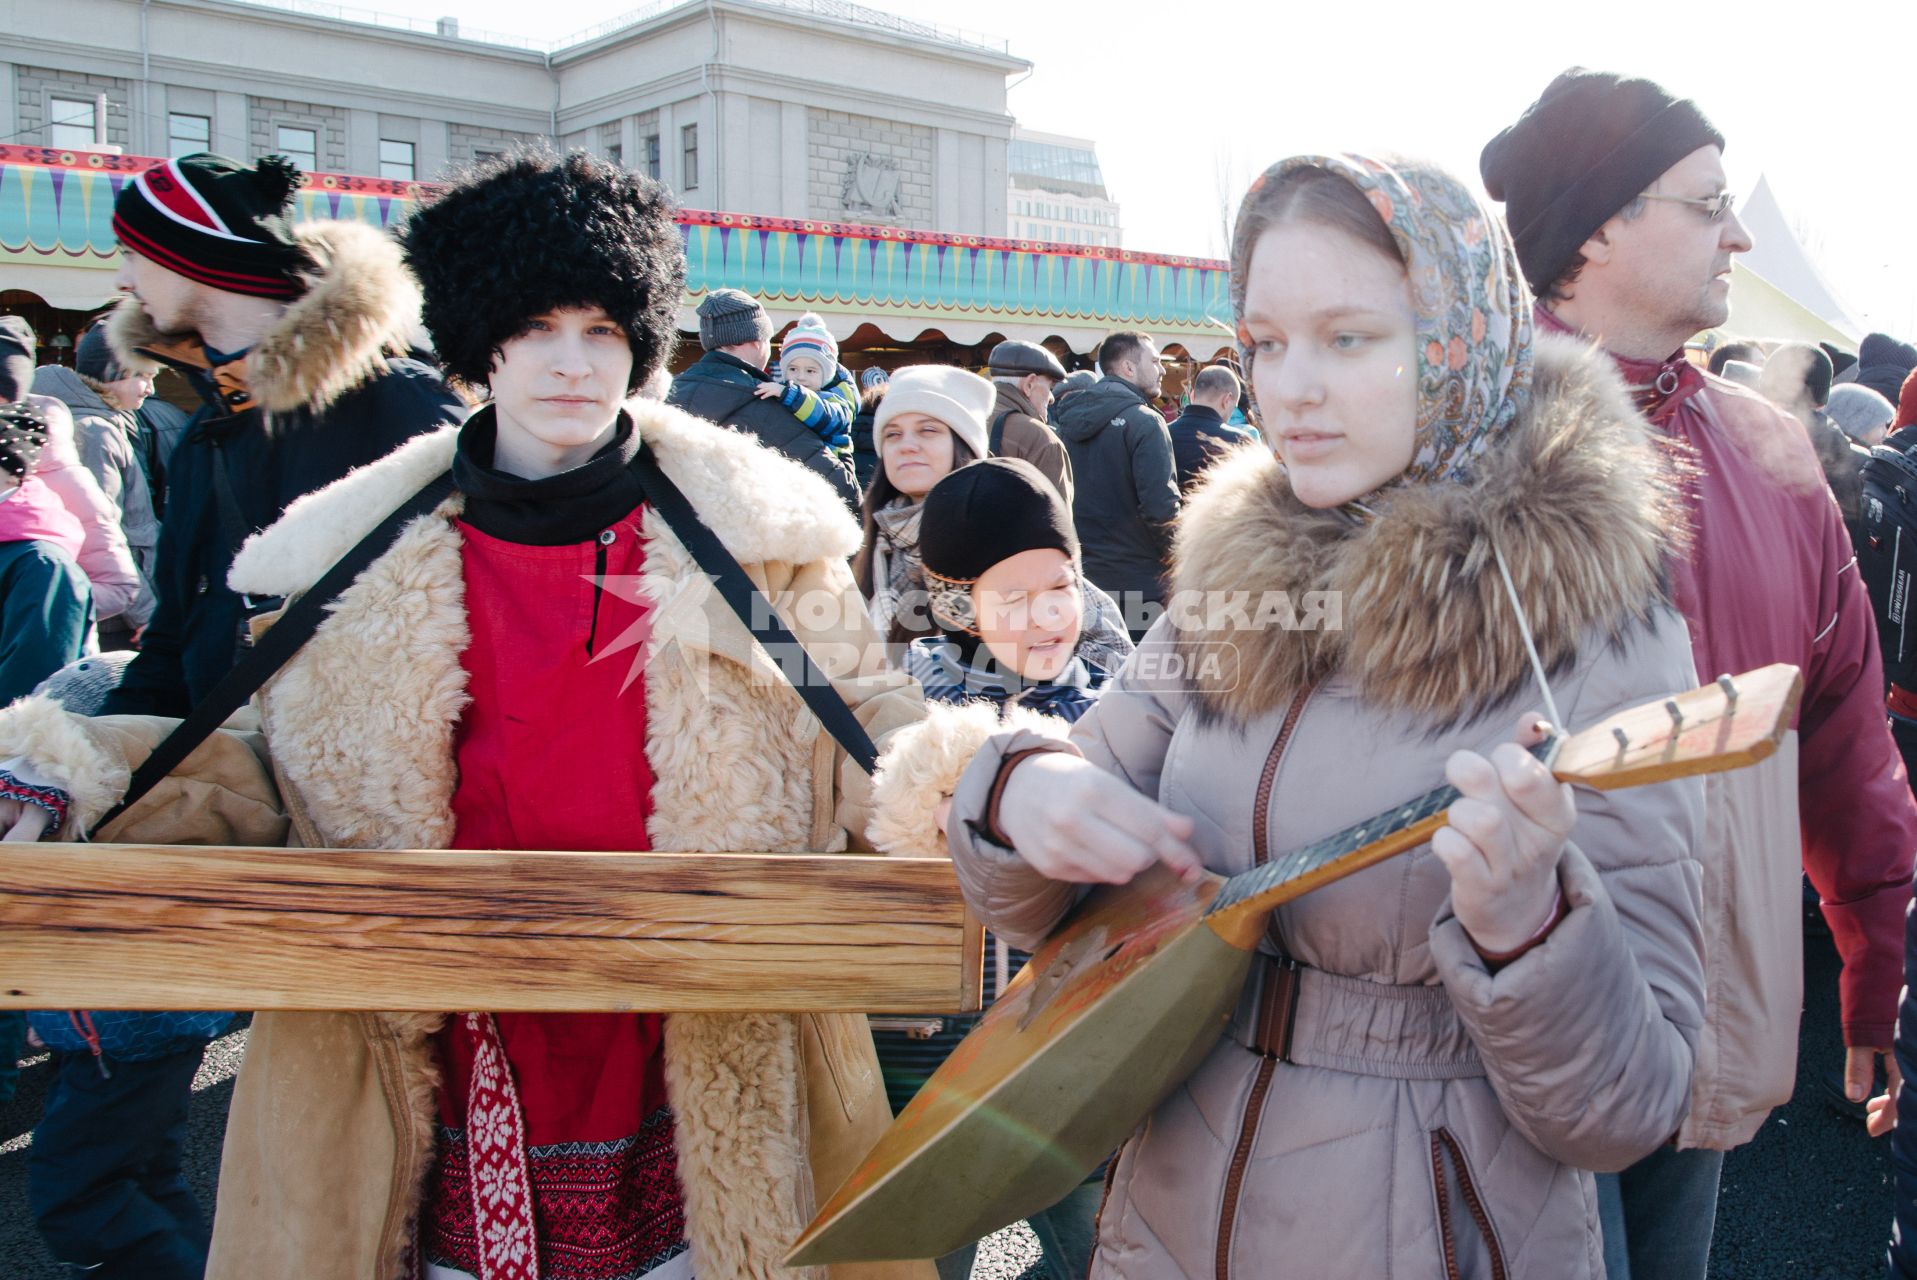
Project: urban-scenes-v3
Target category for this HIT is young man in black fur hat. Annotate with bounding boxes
[0,149,927,1280]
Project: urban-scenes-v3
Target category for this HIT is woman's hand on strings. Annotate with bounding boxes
[996,751,1203,885]
[1432,715,1575,956]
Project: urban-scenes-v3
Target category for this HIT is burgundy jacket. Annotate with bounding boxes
[1540,306,1914,1046]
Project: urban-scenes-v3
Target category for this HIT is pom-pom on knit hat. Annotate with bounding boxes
[780,312,839,378]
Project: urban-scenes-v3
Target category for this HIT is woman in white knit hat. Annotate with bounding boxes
[853,364,994,644]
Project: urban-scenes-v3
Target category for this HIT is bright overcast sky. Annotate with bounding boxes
[299,0,1917,338]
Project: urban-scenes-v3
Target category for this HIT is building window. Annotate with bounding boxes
[49,95,98,149]
[607,142,623,167]
[275,125,319,173]
[473,148,502,165]
[379,139,415,181]
[681,124,698,190]
[644,134,661,180]
[167,112,210,159]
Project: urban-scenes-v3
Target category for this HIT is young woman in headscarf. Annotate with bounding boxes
[930,155,1709,1277]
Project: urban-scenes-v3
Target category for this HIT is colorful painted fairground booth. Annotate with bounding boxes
[0,145,1237,392]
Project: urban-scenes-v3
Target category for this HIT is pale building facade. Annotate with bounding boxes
[1007,127,1122,249]
[0,0,1026,234]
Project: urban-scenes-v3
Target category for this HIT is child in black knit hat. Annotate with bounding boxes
[904,456,1129,723]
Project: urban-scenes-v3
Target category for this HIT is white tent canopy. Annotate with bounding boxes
[1722,261,1857,351]
[1731,176,1863,345]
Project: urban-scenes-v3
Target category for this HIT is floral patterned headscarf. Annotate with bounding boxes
[1229,153,1534,488]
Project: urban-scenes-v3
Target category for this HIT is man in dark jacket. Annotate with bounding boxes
[1167,363,1255,492]
[101,152,462,720]
[1049,369,1096,428]
[667,289,859,509]
[1053,331,1178,635]
[1483,71,1916,1280]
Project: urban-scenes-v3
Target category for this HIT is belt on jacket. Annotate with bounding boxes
[1226,954,1485,1081]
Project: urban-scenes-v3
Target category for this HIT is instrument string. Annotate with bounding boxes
[1211,542,1560,918]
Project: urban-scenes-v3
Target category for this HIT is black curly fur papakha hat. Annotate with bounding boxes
[399,151,686,395]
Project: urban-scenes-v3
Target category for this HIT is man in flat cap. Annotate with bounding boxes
[985,339,1074,506]
[1483,69,1915,1280]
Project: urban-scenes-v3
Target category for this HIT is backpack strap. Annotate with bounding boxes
[989,409,1015,456]
[90,468,457,836]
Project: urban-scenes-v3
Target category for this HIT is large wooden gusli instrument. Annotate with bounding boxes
[786,664,1803,1266]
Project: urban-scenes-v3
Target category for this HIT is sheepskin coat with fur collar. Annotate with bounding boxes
[0,397,929,1280]
[896,335,1710,1278]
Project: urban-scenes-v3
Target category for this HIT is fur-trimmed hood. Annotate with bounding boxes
[108,220,422,416]
[228,394,861,599]
[29,363,122,423]
[1173,334,1684,728]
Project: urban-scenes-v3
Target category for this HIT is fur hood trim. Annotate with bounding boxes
[1173,334,1683,727]
[108,220,421,416]
[868,702,1068,858]
[228,397,861,599]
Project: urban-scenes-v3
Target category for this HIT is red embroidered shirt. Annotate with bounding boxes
[424,505,690,1280]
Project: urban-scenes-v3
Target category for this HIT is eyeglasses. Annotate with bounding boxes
[1640,190,1737,222]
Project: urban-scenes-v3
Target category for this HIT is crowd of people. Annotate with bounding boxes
[0,60,1914,1280]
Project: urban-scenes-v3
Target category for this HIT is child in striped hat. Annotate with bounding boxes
[752,311,858,462]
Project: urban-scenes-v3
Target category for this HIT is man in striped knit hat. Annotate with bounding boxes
[101,151,461,720]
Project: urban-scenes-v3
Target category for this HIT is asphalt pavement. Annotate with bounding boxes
[0,925,1893,1278]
